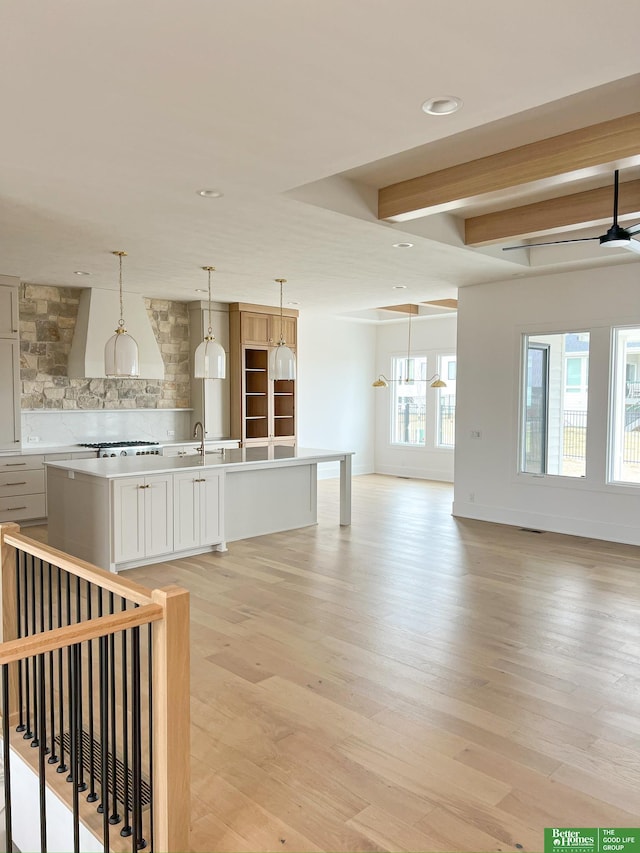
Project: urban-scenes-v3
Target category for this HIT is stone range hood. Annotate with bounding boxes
[68,288,165,379]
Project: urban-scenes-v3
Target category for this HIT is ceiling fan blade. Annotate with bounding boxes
[502,236,600,251]
[623,239,640,255]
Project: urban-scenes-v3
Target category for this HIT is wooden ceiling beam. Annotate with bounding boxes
[379,303,419,314]
[465,179,640,246]
[378,113,640,221]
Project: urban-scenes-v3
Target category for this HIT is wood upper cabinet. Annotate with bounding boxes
[229,303,298,446]
[241,312,272,345]
[236,305,297,346]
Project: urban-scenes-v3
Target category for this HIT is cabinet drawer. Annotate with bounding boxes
[0,470,45,495]
[0,455,45,471]
[0,493,46,521]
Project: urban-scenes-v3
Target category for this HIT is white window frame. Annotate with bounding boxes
[608,326,640,486]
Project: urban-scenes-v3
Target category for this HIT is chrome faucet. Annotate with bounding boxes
[193,421,205,456]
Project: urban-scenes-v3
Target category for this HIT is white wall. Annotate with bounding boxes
[454,262,640,545]
[297,314,375,478]
[374,314,457,481]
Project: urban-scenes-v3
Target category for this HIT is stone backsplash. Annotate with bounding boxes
[19,285,191,409]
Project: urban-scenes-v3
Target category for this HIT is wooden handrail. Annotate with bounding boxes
[0,604,163,666]
[3,532,154,605]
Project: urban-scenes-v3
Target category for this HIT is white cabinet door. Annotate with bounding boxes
[200,472,222,545]
[0,340,21,450]
[0,285,19,338]
[113,477,145,563]
[144,474,173,558]
[173,470,223,550]
[173,471,199,551]
[113,474,173,563]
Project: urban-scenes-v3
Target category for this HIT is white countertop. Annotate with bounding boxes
[45,446,354,479]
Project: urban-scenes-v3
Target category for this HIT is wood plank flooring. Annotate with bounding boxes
[40,475,640,851]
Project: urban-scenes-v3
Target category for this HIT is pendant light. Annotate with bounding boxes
[372,304,446,388]
[104,251,139,377]
[194,265,226,379]
[268,278,296,381]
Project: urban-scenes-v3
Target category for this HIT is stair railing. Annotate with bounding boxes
[0,521,190,853]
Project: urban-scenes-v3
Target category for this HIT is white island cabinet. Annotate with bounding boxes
[173,469,223,551]
[45,446,353,573]
[113,474,174,563]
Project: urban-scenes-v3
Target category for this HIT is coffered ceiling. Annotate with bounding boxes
[0,1,639,317]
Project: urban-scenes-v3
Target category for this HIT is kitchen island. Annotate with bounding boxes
[46,446,353,572]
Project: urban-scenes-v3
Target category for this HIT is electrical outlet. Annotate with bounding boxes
[167,430,175,438]
[28,436,40,443]
[470,430,481,439]
[469,492,475,502]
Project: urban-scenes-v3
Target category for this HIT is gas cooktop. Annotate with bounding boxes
[80,441,160,449]
[80,441,161,457]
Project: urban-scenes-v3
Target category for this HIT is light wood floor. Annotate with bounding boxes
[41,475,640,851]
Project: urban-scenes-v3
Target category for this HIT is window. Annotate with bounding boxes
[437,355,456,447]
[610,327,640,484]
[521,332,589,477]
[391,356,428,445]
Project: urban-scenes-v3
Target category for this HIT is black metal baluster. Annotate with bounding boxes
[47,563,58,764]
[15,551,25,733]
[30,555,39,747]
[121,599,132,837]
[148,622,154,853]
[66,572,74,782]
[37,653,47,853]
[99,633,110,853]
[131,626,145,850]
[35,558,49,755]
[23,553,32,740]
[76,576,87,792]
[87,582,98,803]
[2,664,13,853]
[56,567,67,774]
[108,593,120,825]
[70,643,81,853]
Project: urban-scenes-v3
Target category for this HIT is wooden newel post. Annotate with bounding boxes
[0,522,21,722]
[152,584,191,852]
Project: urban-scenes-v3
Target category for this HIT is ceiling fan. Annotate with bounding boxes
[503,170,640,255]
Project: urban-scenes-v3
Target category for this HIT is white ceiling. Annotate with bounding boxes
[1,0,639,316]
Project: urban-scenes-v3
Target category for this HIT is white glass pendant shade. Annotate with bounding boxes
[105,251,139,377]
[194,336,226,379]
[268,343,296,380]
[104,327,139,377]
[195,265,226,379]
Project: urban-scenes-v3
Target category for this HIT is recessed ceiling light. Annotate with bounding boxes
[392,285,407,289]
[74,270,90,276]
[197,189,224,198]
[287,300,300,306]
[421,95,462,116]
[195,288,207,293]
[392,242,414,249]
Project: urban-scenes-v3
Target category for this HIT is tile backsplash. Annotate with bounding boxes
[19,284,191,410]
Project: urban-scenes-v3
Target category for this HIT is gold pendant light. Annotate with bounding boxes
[268,278,296,381]
[104,251,139,377]
[194,265,226,379]
[372,304,446,388]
